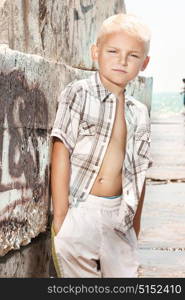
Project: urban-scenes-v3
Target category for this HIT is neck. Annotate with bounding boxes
[99,72,126,99]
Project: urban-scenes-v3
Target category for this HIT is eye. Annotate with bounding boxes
[107,50,117,53]
[130,54,139,58]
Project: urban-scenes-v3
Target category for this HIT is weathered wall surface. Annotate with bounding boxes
[0,231,50,277]
[0,0,153,277]
[0,0,125,69]
[127,76,153,113]
[0,0,9,45]
[0,45,58,256]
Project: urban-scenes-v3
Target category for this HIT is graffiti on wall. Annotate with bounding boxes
[0,70,50,255]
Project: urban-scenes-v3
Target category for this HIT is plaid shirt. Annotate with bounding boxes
[51,71,151,234]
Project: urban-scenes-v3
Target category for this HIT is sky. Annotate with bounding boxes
[125,0,185,93]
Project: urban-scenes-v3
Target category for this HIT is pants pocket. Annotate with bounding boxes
[128,227,138,248]
[114,226,138,249]
[52,209,71,239]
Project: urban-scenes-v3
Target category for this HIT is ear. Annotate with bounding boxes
[141,56,150,71]
[91,44,99,62]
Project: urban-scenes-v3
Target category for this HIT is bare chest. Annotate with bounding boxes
[109,98,127,150]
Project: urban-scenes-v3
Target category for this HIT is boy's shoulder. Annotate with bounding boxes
[64,75,92,93]
[63,71,106,100]
[58,76,91,104]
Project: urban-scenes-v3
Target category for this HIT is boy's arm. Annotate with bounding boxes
[133,180,146,238]
[51,137,71,235]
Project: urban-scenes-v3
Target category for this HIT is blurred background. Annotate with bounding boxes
[126,0,185,116]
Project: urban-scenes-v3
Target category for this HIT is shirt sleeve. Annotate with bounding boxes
[51,84,81,154]
[133,104,151,199]
[134,105,151,167]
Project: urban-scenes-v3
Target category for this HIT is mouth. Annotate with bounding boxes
[112,69,127,73]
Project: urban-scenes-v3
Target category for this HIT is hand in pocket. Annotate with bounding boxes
[52,215,67,236]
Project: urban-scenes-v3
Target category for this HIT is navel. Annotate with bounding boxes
[98,177,104,184]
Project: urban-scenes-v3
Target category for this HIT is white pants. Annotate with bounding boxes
[51,193,139,278]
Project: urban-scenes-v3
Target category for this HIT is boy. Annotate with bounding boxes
[50,13,151,278]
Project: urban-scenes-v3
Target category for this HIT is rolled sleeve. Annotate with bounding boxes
[51,85,81,154]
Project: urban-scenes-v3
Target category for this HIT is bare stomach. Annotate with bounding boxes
[89,142,124,197]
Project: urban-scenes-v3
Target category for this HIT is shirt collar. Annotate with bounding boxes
[89,71,132,105]
[88,70,111,102]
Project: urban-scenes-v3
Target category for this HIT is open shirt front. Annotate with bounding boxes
[51,71,151,234]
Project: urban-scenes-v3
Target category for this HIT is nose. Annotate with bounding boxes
[119,53,128,66]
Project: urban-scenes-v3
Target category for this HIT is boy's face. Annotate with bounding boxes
[91,30,150,89]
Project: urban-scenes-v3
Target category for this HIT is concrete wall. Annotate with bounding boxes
[127,76,153,114]
[0,0,152,277]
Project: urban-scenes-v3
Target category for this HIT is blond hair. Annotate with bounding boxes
[96,13,151,55]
